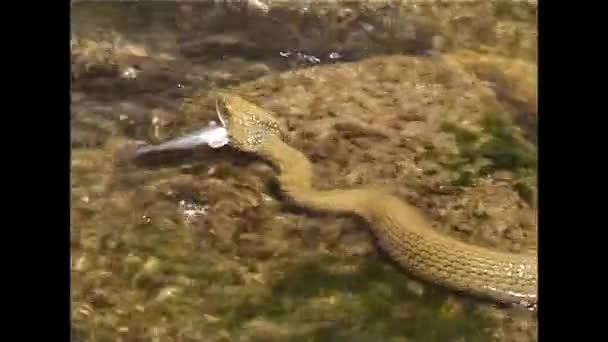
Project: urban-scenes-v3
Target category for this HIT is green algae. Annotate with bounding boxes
[442,112,536,176]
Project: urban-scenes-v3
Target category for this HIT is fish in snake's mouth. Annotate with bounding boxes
[133,100,231,158]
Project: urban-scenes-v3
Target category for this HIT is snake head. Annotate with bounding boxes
[215,92,287,152]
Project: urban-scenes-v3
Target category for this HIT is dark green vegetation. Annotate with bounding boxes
[478,114,536,172]
[442,112,537,205]
[443,112,536,174]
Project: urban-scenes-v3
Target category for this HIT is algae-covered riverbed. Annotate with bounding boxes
[71,1,537,341]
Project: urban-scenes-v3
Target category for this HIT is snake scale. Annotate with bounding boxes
[215,93,537,307]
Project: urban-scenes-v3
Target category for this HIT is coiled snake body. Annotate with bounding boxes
[216,93,537,307]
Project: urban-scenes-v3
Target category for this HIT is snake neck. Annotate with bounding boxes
[259,137,436,230]
[259,137,374,218]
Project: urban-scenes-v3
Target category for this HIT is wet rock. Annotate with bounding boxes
[153,286,182,303]
[245,319,291,341]
[179,33,264,62]
[72,255,90,272]
[141,256,162,276]
[71,124,110,149]
[402,121,429,138]
[90,288,114,308]
[439,296,464,318]
[405,280,425,297]
[124,254,143,274]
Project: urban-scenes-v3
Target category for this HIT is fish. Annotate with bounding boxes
[134,98,232,158]
[134,121,229,157]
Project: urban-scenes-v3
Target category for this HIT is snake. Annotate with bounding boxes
[215,92,537,307]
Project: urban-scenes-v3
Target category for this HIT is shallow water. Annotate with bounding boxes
[71,2,537,341]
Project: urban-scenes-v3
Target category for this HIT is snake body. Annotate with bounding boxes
[216,93,537,306]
